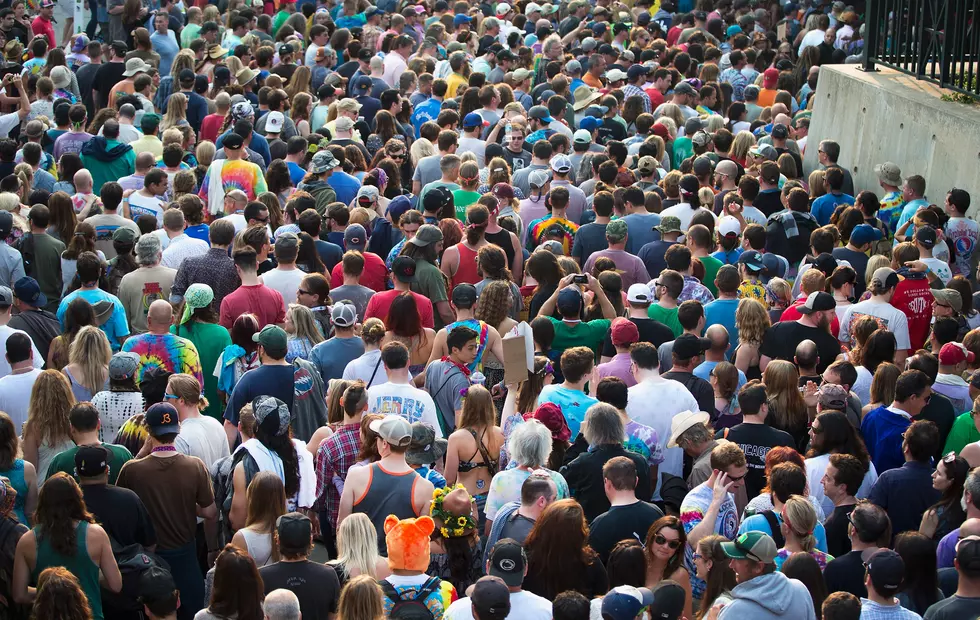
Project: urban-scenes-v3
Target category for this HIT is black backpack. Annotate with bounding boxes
[103,538,169,612]
[380,576,442,620]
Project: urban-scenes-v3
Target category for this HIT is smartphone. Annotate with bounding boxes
[572,274,588,284]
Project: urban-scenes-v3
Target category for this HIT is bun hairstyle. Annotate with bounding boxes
[360,317,387,346]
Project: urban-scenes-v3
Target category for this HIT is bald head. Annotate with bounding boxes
[263,589,300,620]
[771,103,789,117]
[705,325,730,353]
[147,300,174,333]
[73,169,93,193]
[795,339,819,371]
[135,152,156,173]
[961,518,980,538]
[774,113,793,128]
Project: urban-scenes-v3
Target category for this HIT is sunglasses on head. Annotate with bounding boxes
[942,451,958,465]
[654,534,681,550]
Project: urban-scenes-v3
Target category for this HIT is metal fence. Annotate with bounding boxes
[862,0,979,97]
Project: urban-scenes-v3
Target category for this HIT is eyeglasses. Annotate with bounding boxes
[726,471,747,482]
[654,534,681,550]
[253,216,269,223]
[297,289,312,296]
[390,152,405,160]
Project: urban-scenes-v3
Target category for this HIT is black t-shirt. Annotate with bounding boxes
[824,503,856,558]
[918,393,956,463]
[823,550,868,599]
[722,422,795,499]
[601,317,675,357]
[81,484,156,548]
[501,147,532,173]
[924,595,980,619]
[588,501,664,564]
[753,190,784,218]
[93,62,127,109]
[662,370,715,416]
[259,560,341,620]
[760,320,842,374]
[596,118,627,145]
[270,63,298,83]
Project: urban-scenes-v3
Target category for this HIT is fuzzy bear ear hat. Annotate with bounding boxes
[384,515,435,572]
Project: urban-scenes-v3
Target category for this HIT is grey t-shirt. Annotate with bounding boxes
[423,359,470,434]
[412,154,443,188]
[309,336,365,385]
[571,222,608,266]
[623,213,662,254]
[329,284,374,321]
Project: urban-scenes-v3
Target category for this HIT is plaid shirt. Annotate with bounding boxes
[623,84,652,113]
[315,424,362,528]
[170,247,241,313]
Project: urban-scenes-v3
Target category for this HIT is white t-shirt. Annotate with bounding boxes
[0,325,44,378]
[806,452,878,516]
[626,377,699,498]
[342,349,386,389]
[659,203,715,232]
[741,206,767,225]
[921,256,952,286]
[367,381,443,437]
[0,368,42,435]
[0,111,20,138]
[457,136,487,168]
[838,299,911,350]
[174,415,231,470]
[260,268,306,309]
[444,590,553,620]
[127,192,166,228]
[853,365,873,406]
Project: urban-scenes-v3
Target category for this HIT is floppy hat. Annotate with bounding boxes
[667,410,710,448]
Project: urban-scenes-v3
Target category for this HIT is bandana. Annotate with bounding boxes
[441,355,472,377]
[180,283,214,325]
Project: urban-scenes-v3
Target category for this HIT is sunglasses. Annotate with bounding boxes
[164,393,179,400]
[390,152,405,159]
[942,451,958,465]
[654,534,681,550]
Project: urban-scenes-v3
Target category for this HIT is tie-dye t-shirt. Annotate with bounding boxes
[680,482,738,601]
[121,333,204,389]
[197,159,269,202]
[381,574,457,618]
[624,420,663,467]
[484,467,570,521]
[878,191,905,237]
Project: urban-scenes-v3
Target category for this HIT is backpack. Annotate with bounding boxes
[380,576,442,620]
[103,538,168,612]
[15,233,35,279]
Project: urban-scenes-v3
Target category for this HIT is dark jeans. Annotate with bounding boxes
[157,543,204,620]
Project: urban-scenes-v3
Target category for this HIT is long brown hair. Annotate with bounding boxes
[645,516,687,581]
[458,384,495,432]
[337,574,385,620]
[32,567,93,620]
[208,545,265,620]
[516,356,553,414]
[244,472,286,563]
[696,535,737,619]
[524,499,598,599]
[0,412,19,470]
[22,370,75,445]
[357,413,383,463]
[386,292,425,344]
[762,360,808,435]
[34,473,94,556]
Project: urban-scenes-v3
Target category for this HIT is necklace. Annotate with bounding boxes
[151,445,177,454]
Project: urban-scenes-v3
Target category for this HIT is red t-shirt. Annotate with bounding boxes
[219,284,286,329]
[779,296,840,336]
[31,16,55,49]
[363,289,434,329]
[891,277,934,352]
[646,88,665,110]
[329,251,389,292]
[199,113,225,144]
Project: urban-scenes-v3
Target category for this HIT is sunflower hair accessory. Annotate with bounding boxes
[430,484,477,539]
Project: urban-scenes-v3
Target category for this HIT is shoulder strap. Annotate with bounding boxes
[367,354,384,386]
[761,510,785,548]
[413,576,442,601]
[379,579,401,601]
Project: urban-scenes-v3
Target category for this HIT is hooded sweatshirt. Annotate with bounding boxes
[934,373,971,414]
[81,137,136,194]
[861,405,912,474]
[718,572,817,620]
[297,179,338,221]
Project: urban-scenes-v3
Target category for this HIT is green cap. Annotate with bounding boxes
[606,219,628,243]
[252,324,287,356]
[720,531,777,564]
[654,215,682,234]
[112,226,138,243]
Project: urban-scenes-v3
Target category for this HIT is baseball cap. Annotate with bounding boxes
[422,186,453,214]
[956,535,980,571]
[392,256,417,284]
[0,211,11,239]
[550,154,572,174]
[749,143,779,162]
[252,324,288,356]
[254,395,291,436]
[330,302,357,328]
[932,288,963,313]
[276,512,312,548]
[145,402,180,435]
[726,24,743,37]
[564,59,582,74]
[528,105,555,124]
[369,415,413,447]
[354,75,373,93]
[387,195,413,222]
[512,68,532,82]
[528,169,550,190]
[108,351,140,381]
[914,225,937,248]
[678,174,700,197]
[867,549,905,596]
[525,402,571,441]
[667,410,711,448]
[812,252,839,276]
[648,581,687,620]
[556,286,583,316]
[692,155,713,176]
[637,156,657,175]
[718,215,741,237]
[673,333,711,360]
[277,42,294,56]
[849,223,884,247]
[344,223,367,249]
[817,383,848,410]
[610,318,640,347]
[627,283,654,304]
[871,267,900,291]
[71,34,90,53]
[573,129,593,144]
[606,219,628,243]
[462,112,484,129]
[604,68,628,82]
[410,224,444,247]
[738,249,765,271]
[74,445,110,477]
[355,185,380,206]
[405,422,447,466]
[452,283,478,307]
[761,253,787,280]
[654,216,682,234]
[797,291,837,314]
[265,111,285,134]
[471,577,511,620]
[453,13,472,27]
[771,124,789,140]
[487,539,527,586]
[763,67,779,88]
[139,566,178,606]
[627,64,649,81]
[673,81,696,97]
[602,586,655,620]
[12,275,45,308]
[113,225,139,244]
[0,286,12,306]
[721,531,778,563]
[940,342,974,366]
[579,116,602,132]
[223,132,245,150]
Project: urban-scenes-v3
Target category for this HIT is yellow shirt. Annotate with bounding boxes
[446,72,468,99]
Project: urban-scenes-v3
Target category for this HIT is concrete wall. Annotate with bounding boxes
[804,64,980,217]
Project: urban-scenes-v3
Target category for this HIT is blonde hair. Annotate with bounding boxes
[162,92,188,131]
[767,277,793,308]
[67,326,111,396]
[23,370,75,445]
[735,298,770,346]
[657,103,684,131]
[167,373,209,411]
[808,170,826,199]
[196,140,216,168]
[287,304,325,346]
[458,384,495,431]
[333,514,383,579]
[705,114,725,132]
[782,494,818,552]
[865,254,891,289]
[410,138,434,166]
[337,575,384,620]
[730,130,757,162]
[360,318,386,347]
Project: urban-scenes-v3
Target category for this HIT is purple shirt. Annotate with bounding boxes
[53,131,94,160]
[118,173,146,192]
[680,275,716,305]
[582,249,651,289]
[595,352,636,387]
[937,527,958,568]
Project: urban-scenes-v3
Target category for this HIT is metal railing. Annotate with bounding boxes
[862,0,979,97]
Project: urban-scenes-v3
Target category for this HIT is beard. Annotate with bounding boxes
[816,312,831,331]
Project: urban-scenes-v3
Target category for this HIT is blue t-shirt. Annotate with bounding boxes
[57,288,129,351]
[703,298,740,358]
[150,30,180,77]
[810,192,855,226]
[287,161,306,186]
[711,247,743,265]
[623,212,661,254]
[327,170,362,205]
[537,384,598,438]
[315,239,344,272]
[309,336,365,385]
[411,98,442,138]
[738,510,829,553]
[224,364,296,425]
[185,223,210,245]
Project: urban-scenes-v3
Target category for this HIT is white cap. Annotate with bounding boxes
[265,111,285,134]
[573,129,592,144]
[604,68,627,82]
[717,215,741,237]
[524,2,541,14]
[627,283,654,304]
[495,2,510,15]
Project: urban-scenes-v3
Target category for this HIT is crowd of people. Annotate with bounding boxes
[0,0,977,620]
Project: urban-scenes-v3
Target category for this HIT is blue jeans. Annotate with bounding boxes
[157,543,204,620]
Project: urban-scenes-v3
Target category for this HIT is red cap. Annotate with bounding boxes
[523,402,571,442]
[652,124,670,140]
[939,342,975,366]
[610,318,640,347]
[763,67,779,88]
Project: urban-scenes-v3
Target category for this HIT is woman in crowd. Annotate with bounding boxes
[694,535,736,619]
[230,471,285,568]
[733,298,769,382]
[341,318,387,389]
[284,304,324,363]
[776,495,833,570]
[295,273,331,337]
[475,280,518,395]
[10,473,121,617]
[295,233,327,276]
[500,356,556,463]
[605,540,647,589]
[215,313,261,404]
[172,284,230,421]
[864,362,901,418]
[0,412,37,526]
[894,531,945,614]
[61,222,101,295]
[382,293,435,377]
[444,385,504,525]
[763,360,809,450]
[919,452,969,541]
[62,326,111,403]
[21,371,76,480]
[92,352,145,443]
[744,447,826,519]
[197,545,264,620]
[475,244,522,320]
[327,513,390,589]
[846,319,890,404]
[47,192,76,245]
[710,361,742,430]
[524,249,564,320]
[336,574,385,620]
[162,92,189,132]
[427,484,483,592]
[523,499,608,600]
[644,516,693,619]
[30,567,93,620]
[780,553,827,617]
[805,411,878,516]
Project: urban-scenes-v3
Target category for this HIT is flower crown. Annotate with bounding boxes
[430,484,477,539]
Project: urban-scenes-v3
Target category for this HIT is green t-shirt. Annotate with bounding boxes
[699,254,724,297]
[944,411,980,456]
[171,321,232,421]
[648,304,682,337]
[452,190,482,221]
[411,259,449,328]
[547,316,611,357]
[45,442,133,484]
[272,10,292,36]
